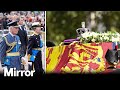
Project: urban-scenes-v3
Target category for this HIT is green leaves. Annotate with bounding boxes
[47,11,120,45]
[47,11,90,45]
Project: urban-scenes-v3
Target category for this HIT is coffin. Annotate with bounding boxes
[46,42,120,74]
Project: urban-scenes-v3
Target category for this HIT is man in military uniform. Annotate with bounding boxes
[0,20,22,70]
[28,22,44,75]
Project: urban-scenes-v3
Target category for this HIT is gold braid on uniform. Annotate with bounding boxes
[3,37,17,53]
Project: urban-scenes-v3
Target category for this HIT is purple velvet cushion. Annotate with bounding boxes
[64,38,79,43]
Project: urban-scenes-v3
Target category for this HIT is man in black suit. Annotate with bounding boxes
[17,17,28,57]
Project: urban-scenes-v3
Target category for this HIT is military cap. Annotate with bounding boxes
[7,20,19,27]
[32,22,41,28]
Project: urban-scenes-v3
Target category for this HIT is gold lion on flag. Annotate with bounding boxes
[46,42,107,73]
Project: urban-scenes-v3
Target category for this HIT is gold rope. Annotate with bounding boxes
[3,37,17,53]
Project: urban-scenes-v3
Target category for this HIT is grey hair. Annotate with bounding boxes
[8,26,13,32]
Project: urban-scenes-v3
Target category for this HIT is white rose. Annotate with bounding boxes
[112,37,119,42]
[91,38,96,42]
[100,37,103,41]
[81,32,90,39]
[93,33,98,38]
[104,36,109,41]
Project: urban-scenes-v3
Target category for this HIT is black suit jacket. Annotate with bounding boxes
[17,26,28,56]
[17,26,28,46]
[28,34,42,55]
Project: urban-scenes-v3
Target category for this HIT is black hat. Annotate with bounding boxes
[32,22,41,28]
[7,20,19,27]
[105,49,118,65]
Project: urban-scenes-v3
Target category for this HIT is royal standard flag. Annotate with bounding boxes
[46,42,115,73]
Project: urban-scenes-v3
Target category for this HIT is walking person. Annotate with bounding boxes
[0,20,22,70]
[28,22,44,75]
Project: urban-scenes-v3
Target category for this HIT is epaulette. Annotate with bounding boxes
[3,34,8,38]
[3,36,17,53]
[0,35,7,43]
[1,34,8,42]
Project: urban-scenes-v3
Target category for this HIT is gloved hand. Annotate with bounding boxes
[21,56,29,70]
[21,57,27,65]
[27,54,31,61]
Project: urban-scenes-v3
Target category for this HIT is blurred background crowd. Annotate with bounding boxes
[0,11,45,40]
[0,11,45,31]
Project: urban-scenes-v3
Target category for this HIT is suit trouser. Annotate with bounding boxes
[20,45,27,57]
[33,51,44,74]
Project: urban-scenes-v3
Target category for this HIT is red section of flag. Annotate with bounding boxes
[82,44,98,50]
[90,43,99,46]
[54,46,70,72]
[72,48,82,56]
[46,48,53,64]
[66,63,79,70]
[46,58,50,64]
[79,49,84,54]
[83,57,89,60]
[100,42,113,58]
[115,45,118,50]
[86,49,98,58]
[86,49,97,55]
[89,62,99,70]
[79,62,88,67]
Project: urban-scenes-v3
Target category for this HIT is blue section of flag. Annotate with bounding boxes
[97,58,101,62]
[112,42,116,50]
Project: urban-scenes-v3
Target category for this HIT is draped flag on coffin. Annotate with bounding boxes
[46,42,115,73]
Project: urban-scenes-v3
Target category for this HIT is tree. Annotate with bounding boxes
[47,11,120,45]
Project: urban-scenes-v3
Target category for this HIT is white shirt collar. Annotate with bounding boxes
[19,25,22,27]
[9,32,15,37]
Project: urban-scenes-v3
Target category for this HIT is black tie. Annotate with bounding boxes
[21,26,24,31]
